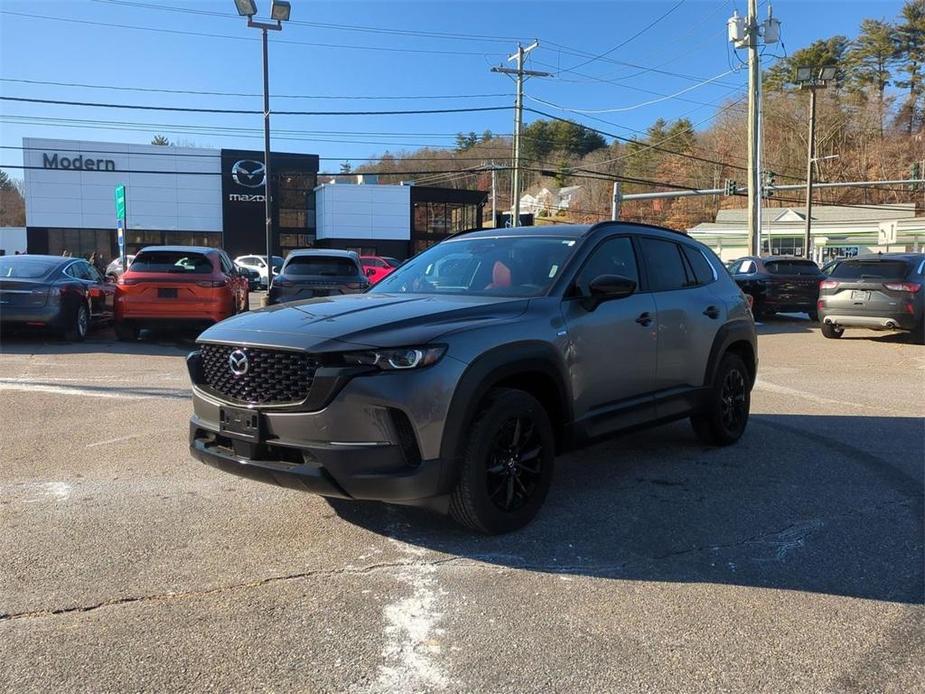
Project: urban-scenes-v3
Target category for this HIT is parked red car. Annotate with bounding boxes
[114,246,249,340]
[360,255,397,285]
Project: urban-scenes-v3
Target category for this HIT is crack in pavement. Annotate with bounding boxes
[0,556,467,622]
[4,499,920,623]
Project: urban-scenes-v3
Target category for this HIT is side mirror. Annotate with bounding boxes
[581,274,636,310]
[365,267,375,277]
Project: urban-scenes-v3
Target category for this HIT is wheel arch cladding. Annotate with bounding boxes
[439,342,572,480]
[704,319,757,388]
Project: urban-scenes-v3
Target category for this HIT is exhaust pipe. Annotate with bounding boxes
[886,321,896,329]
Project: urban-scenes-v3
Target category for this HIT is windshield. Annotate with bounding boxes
[284,256,359,276]
[131,251,213,274]
[831,259,911,280]
[371,235,578,297]
[0,257,59,279]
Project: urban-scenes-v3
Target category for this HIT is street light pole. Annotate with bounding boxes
[795,65,835,260]
[235,0,289,299]
[261,25,273,292]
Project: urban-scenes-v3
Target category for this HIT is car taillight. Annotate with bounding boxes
[819,279,839,290]
[196,279,227,288]
[883,281,921,293]
[117,277,139,286]
[273,277,292,287]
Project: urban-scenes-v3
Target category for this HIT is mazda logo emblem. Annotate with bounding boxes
[228,349,249,376]
[231,160,266,188]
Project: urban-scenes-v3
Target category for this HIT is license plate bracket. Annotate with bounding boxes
[158,287,178,299]
[219,406,262,441]
[850,290,869,302]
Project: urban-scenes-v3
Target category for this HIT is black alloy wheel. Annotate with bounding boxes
[691,353,751,446]
[485,415,544,513]
[450,388,555,534]
[821,322,844,339]
[719,367,748,434]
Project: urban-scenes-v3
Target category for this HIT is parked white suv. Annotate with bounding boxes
[233,255,283,288]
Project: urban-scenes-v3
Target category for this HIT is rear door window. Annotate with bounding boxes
[285,256,359,276]
[639,237,689,292]
[765,260,820,275]
[831,260,911,280]
[131,251,214,274]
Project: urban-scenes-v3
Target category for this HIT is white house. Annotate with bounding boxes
[519,186,584,215]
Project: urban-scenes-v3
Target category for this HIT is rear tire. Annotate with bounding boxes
[691,353,750,446]
[821,322,844,339]
[115,322,138,341]
[449,388,555,534]
[62,302,90,342]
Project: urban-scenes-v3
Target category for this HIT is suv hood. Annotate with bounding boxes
[198,293,529,352]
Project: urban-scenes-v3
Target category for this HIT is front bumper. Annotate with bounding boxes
[189,418,445,501]
[187,351,467,502]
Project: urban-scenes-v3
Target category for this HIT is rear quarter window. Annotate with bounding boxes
[131,251,214,274]
[681,245,716,285]
[831,260,911,280]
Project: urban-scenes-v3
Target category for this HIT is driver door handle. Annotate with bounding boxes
[703,305,720,319]
[635,312,653,327]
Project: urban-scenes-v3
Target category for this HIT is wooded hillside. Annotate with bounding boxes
[357,0,925,228]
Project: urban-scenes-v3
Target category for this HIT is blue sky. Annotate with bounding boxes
[0,0,906,176]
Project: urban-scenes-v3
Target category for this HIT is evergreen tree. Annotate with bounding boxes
[895,0,925,133]
[848,19,898,135]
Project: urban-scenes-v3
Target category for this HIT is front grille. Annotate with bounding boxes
[199,344,318,405]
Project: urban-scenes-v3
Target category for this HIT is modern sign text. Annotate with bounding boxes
[43,153,116,172]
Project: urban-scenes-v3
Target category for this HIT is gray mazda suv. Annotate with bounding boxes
[187,223,757,533]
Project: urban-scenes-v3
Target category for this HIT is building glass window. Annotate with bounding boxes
[279,233,313,258]
[278,172,316,232]
[413,202,481,237]
[761,236,804,256]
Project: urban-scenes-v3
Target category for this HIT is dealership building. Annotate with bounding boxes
[21,137,487,260]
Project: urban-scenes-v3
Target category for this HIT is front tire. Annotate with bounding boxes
[449,388,555,534]
[821,322,844,339]
[691,353,751,446]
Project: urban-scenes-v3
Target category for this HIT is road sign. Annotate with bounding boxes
[117,226,125,250]
[114,184,126,223]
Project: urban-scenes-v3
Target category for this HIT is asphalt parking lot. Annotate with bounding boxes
[1,315,923,692]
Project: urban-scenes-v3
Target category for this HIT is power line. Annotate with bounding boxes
[0,10,508,57]
[526,68,740,114]
[0,95,511,117]
[563,0,688,72]
[0,78,510,102]
[92,0,529,44]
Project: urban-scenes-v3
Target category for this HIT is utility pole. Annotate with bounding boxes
[746,0,761,256]
[492,41,551,228]
[611,181,622,220]
[728,2,779,256]
[490,163,497,227]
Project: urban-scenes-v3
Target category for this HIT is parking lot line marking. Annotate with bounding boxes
[86,433,146,448]
[753,379,874,410]
[0,381,151,399]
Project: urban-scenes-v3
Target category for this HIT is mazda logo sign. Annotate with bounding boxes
[231,160,266,188]
[228,349,249,376]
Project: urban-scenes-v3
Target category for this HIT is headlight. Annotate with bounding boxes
[342,345,446,370]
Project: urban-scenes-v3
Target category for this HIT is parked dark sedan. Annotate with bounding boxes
[268,249,369,305]
[729,256,824,320]
[0,255,115,340]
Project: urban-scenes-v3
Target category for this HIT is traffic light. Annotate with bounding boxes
[723,179,738,196]
[762,170,776,197]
